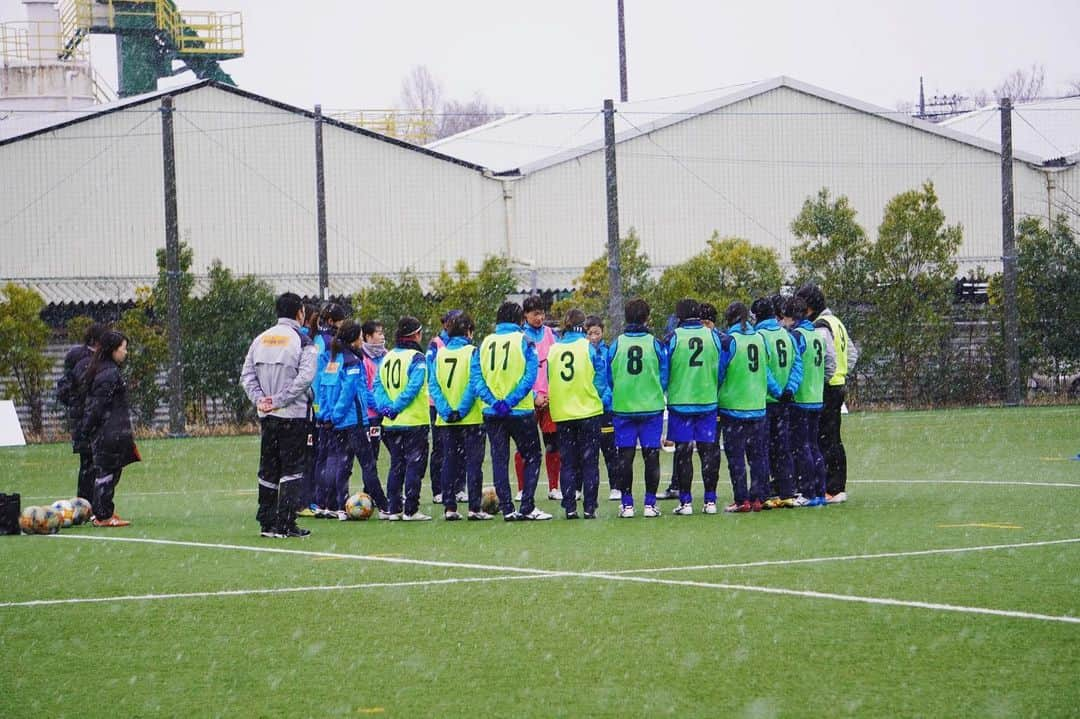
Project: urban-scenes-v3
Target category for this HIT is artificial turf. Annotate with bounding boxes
[1,406,1077,717]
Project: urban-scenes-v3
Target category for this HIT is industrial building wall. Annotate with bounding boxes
[511,85,1058,278]
[321,121,505,282]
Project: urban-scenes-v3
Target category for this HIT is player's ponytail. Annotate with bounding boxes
[331,320,362,356]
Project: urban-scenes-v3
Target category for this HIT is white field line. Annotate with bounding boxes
[856,479,1080,489]
[23,533,1080,625]
[0,573,563,609]
[603,537,1080,575]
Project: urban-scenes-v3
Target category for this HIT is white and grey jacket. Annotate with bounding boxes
[240,318,318,420]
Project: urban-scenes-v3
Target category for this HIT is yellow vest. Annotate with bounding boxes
[434,344,483,426]
[479,332,535,412]
[380,348,429,428]
[818,314,850,386]
[548,338,603,423]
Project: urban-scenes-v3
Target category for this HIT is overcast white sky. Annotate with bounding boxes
[3,0,1078,112]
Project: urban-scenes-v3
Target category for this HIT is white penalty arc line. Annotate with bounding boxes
[603,537,1080,575]
[28,534,1080,625]
[856,479,1080,489]
[0,573,566,609]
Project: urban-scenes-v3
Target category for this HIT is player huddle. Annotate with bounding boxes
[242,286,855,537]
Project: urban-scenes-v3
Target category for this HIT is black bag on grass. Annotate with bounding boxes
[0,493,20,535]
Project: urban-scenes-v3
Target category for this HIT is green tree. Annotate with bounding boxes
[117,289,168,427]
[183,261,276,423]
[0,283,51,433]
[355,272,431,338]
[862,182,962,405]
[551,229,655,326]
[653,234,783,321]
[429,255,517,339]
[66,315,95,345]
[790,188,873,320]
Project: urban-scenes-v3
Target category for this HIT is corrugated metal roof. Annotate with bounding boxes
[428,76,1046,174]
[941,96,1080,164]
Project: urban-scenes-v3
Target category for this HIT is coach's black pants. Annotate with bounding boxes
[819,385,848,495]
[76,448,96,503]
[92,465,122,520]
[257,416,309,530]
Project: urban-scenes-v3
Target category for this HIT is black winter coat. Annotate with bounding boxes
[56,344,93,450]
[79,360,138,472]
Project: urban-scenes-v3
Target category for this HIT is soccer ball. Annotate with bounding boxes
[345,492,374,520]
[19,506,45,534]
[71,498,93,525]
[40,507,62,534]
[481,486,499,515]
[51,500,75,528]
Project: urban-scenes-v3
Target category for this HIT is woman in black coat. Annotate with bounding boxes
[79,331,139,527]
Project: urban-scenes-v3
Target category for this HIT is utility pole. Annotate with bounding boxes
[160,95,185,436]
[617,0,628,102]
[315,104,329,300]
[604,99,624,335]
[1000,97,1022,406]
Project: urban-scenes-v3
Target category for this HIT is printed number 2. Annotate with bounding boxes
[687,337,704,367]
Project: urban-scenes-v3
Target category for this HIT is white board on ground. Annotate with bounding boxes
[0,400,26,446]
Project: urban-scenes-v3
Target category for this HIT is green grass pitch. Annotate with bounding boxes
[1,406,1078,718]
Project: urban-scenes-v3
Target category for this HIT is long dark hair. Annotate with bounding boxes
[83,330,127,383]
[331,320,362,355]
[724,302,751,333]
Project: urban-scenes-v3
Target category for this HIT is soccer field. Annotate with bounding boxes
[1,406,1078,718]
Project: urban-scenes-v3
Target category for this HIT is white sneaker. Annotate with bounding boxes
[514,490,523,501]
[443,510,462,521]
[467,510,493,521]
[386,512,403,521]
[673,503,693,516]
[378,510,394,520]
[523,508,553,521]
[403,511,432,521]
[826,491,847,504]
[335,510,349,521]
[609,489,622,501]
[433,493,442,504]
[643,504,661,518]
[548,489,563,501]
[618,505,635,518]
[703,502,717,515]
[793,494,811,507]
[455,491,468,502]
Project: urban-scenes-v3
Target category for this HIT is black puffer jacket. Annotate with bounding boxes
[79,360,137,471]
[56,344,93,449]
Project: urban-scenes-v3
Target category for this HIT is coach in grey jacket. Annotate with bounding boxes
[240,292,319,538]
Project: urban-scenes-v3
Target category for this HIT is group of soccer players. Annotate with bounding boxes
[243,285,856,536]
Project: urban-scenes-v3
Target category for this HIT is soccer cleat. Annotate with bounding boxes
[92,514,130,527]
[513,491,523,502]
[565,511,580,520]
[313,507,333,519]
[433,493,443,504]
[703,501,718,515]
[793,494,811,507]
[750,499,764,512]
[444,510,462,521]
[455,491,468,502]
[808,496,828,507]
[618,505,635,518]
[724,501,751,513]
[377,510,394,520]
[467,510,493,521]
[386,512,404,521]
[282,524,311,538]
[296,507,315,518]
[503,511,523,522]
[547,489,563,501]
[335,510,349,521]
[609,489,623,501]
[657,488,679,500]
[403,511,432,521]
[583,511,596,519]
[523,508,553,521]
[259,526,284,538]
[826,492,847,504]
[643,504,661,518]
[673,503,693,516]
[764,497,794,509]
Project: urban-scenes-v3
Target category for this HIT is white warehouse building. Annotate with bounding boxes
[1,76,1077,305]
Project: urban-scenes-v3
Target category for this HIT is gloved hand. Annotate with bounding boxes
[493,400,511,417]
[447,410,462,424]
[381,407,398,420]
[779,389,794,403]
